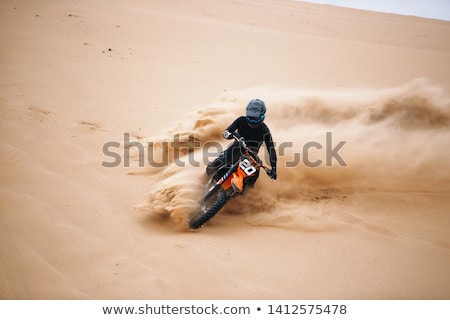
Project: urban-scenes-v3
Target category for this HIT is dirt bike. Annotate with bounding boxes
[189,133,273,229]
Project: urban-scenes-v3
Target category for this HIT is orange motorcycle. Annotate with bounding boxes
[189,133,273,229]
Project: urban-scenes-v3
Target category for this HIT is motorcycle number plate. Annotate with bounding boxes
[239,159,257,176]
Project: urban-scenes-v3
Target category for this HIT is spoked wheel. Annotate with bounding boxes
[189,188,228,229]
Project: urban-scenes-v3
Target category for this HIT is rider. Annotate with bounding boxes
[206,99,277,185]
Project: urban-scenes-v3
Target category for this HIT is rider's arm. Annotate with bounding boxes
[223,117,244,139]
[264,128,277,170]
[266,133,277,180]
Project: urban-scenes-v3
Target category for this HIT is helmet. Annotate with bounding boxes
[246,99,266,127]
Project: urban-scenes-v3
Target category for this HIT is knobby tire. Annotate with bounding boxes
[189,189,228,229]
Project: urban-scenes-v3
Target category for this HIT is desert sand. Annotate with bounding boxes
[1,0,450,299]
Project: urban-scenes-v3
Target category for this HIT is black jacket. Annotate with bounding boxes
[226,116,277,169]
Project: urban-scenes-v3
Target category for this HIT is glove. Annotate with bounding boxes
[223,130,233,139]
[268,168,277,180]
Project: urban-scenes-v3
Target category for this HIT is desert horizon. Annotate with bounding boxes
[1,0,450,300]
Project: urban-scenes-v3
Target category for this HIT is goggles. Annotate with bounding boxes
[246,114,265,124]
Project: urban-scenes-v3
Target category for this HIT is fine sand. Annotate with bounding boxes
[1,0,450,299]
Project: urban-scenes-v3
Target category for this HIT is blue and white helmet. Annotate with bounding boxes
[246,99,266,127]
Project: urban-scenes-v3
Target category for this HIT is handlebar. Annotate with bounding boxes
[232,133,248,149]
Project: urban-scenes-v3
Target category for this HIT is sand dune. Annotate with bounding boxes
[1,0,450,299]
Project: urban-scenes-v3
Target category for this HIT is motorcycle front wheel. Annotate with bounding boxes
[189,188,228,229]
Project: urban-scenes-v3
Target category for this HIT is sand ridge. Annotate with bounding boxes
[1,0,450,299]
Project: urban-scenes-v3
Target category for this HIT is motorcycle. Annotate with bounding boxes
[189,133,273,229]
